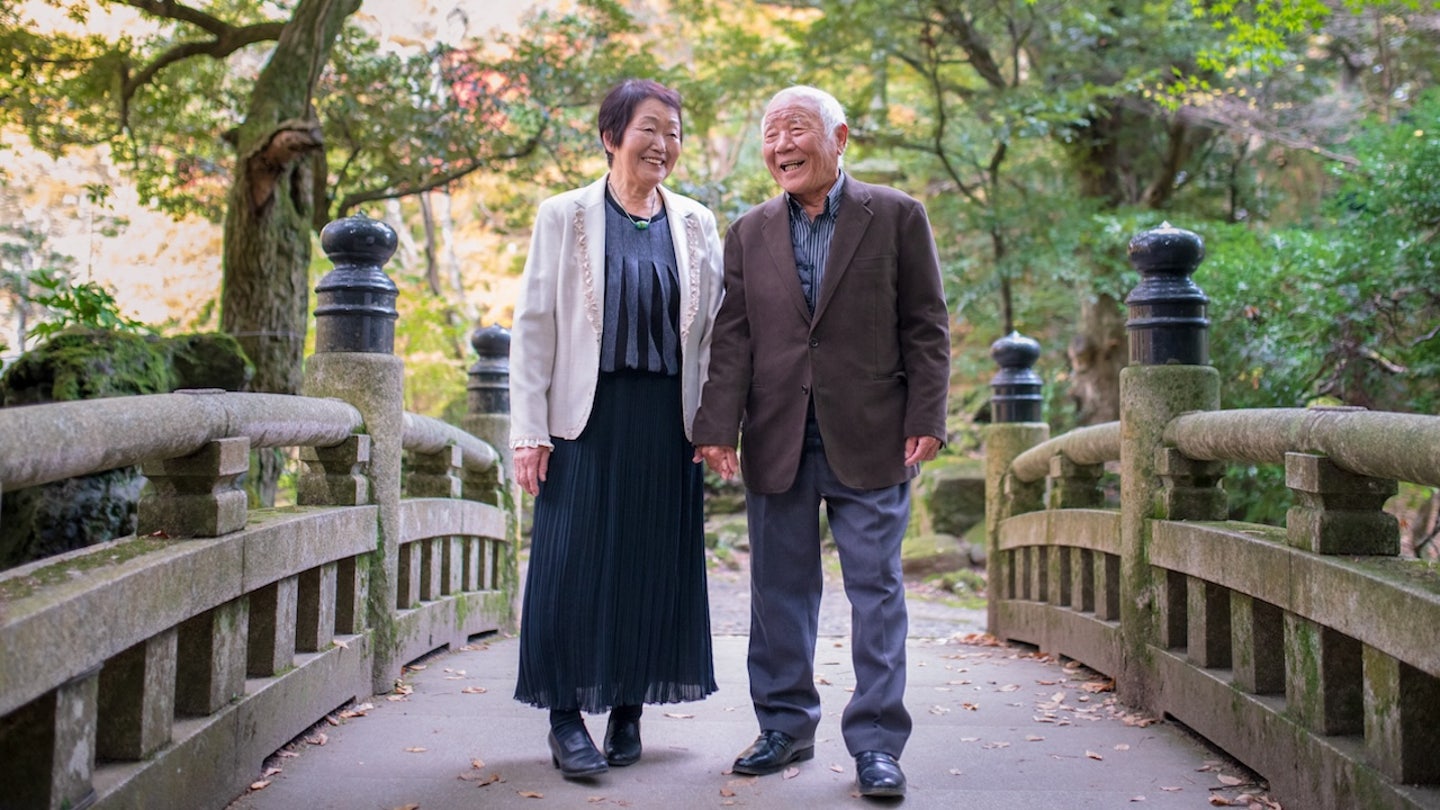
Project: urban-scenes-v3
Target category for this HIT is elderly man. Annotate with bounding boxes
[693,85,950,799]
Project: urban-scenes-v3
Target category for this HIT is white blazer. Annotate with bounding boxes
[509,175,725,448]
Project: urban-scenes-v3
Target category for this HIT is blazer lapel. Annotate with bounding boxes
[812,179,871,324]
[577,177,607,340]
[660,186,701,346]
[759,197,813,320]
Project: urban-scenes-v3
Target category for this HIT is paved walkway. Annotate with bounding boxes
[227,554,1274,809]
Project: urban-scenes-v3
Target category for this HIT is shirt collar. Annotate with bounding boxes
[786,171,846,222]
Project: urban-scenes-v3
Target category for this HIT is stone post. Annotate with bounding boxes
[302,214,405,694]
[1117,223,1220,710]
[983,331,1048,636]
[462,324,514,506]
[462,324,519,629]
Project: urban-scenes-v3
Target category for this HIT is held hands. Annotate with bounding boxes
[514,446,551,497]
[904,435,942,467]
[694,445,739,480]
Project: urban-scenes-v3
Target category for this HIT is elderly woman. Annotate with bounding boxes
[509,78,723,779]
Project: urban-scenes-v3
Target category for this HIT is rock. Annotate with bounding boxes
[901,532,972,577]
[921,465,987,538]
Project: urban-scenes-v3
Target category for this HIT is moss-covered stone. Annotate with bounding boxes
[901,532,973,576]
[0,328,172,405]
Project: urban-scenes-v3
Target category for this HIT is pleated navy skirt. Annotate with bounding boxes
[514,370,717,712]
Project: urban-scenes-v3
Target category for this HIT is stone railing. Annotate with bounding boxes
[0,216,517,810]
[984,224,1440,810]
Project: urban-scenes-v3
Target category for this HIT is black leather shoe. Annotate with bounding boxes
[855,751,906,798]
[548,727,608,778]
[732,730,815,776]
[604,714,642,766]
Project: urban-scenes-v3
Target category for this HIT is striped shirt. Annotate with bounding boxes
[787,172,846,314]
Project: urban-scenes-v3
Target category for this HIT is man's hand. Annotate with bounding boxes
[694,445,740,480]
[514,446,551,497]
[903,435,942,467]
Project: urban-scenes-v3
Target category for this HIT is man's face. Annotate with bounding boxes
[761,100,847,205]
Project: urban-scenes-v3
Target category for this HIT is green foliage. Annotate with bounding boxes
[25,270,150,345]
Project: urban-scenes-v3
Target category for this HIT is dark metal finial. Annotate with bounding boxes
[989,330,1043,423]
[468,323,511,415]
[314,215,400,354]
[1125,223,1210,366]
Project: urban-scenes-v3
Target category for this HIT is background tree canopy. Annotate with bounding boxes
[2,0,1438,530]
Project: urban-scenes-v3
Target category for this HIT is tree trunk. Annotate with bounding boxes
[219,0,361,505]
[1067,292,1127,424]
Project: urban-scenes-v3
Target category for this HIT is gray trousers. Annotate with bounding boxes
[744,440,913,758]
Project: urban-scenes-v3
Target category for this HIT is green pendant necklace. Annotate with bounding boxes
[609,180,656,231]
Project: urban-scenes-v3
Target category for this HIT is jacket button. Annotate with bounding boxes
[801,385,810,395]
[809,338,819,347]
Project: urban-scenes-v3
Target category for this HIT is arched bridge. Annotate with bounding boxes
[1,220,1437,809]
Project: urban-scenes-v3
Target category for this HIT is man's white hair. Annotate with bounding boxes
[763,85,848,145]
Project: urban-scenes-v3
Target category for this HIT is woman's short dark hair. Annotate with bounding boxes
[597,79,683,165]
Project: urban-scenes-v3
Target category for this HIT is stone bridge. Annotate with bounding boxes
[1,220,1437,809]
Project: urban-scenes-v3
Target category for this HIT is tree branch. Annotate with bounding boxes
[115,0,285,127]
[332,135,544,218]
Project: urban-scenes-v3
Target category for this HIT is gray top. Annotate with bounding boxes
[601,191,681,375]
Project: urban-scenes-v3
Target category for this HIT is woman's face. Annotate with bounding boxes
[604,97,681,190]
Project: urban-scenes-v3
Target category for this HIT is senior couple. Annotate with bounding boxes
[509,78,951,800]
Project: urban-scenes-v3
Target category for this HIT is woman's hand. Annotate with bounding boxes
[515,446,552,497]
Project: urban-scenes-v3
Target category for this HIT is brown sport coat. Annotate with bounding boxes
[692,177,951,494]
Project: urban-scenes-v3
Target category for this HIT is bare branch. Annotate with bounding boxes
[333,136,545,218]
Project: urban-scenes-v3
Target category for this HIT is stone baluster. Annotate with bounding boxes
[1285,449,1399,555]
[97,630,177,760]
[137,432,249,538]
[2,669,99,810]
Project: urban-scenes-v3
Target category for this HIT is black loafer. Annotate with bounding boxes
[732,730,815,775]
[548,726,608,778]
[855,750,906,798]
[604,714,642,766]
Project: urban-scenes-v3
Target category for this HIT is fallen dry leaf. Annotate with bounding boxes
[518,790,544,799]
[829,764,844,773]
[1217,774,1245,786]
[277,750,299,759]
[1082,679,1115,693]
[262,766,282,777]
[961,702,979,711]
[1208,796,1234,807]
[392,805,420,810]
[461,686,488,694]
[1025,735,1045,742]
[470,758,485,769]
[333,638,350,649]
[306,733,328,746]
[1130,796,1146,802]
[249,780,271,791]
[948,768,962,776]
[783,766,800,779]
[404,747,427,753]
[998,684,1021,692]
[1114,744,1130,751]
[1161,786,1182,792]
[663,712,695,719]
[1085,750,1103,760]
[719,788,735,797]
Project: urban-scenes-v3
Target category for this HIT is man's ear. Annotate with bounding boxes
[834,123,849,154]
